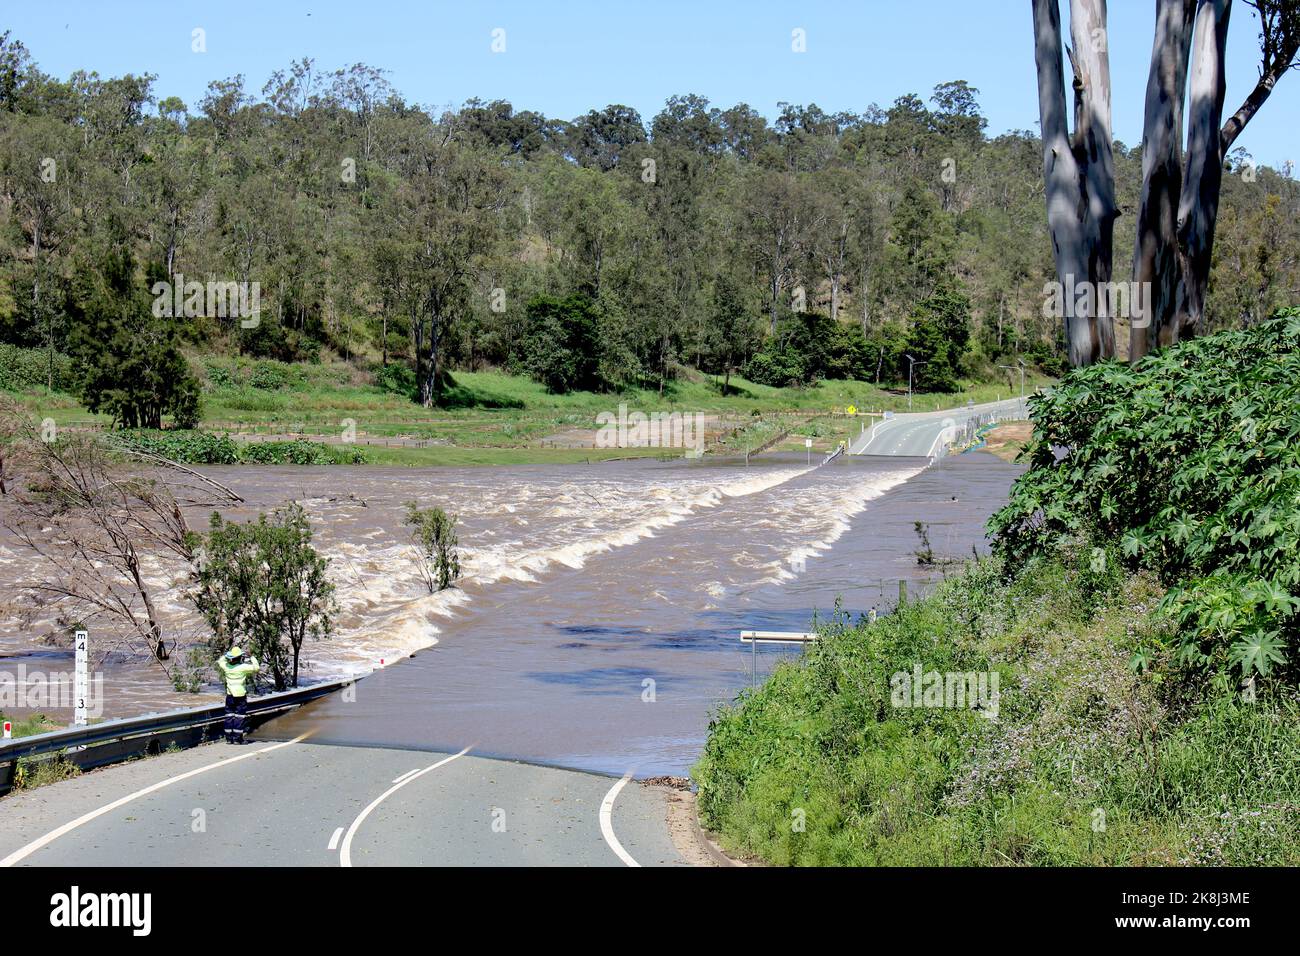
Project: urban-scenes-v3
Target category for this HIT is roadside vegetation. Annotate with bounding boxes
[694,311,1300,866]
[11,753,81,790]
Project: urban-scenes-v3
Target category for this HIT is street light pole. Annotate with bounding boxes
[905,354,927,411]
[998,362,1026,409]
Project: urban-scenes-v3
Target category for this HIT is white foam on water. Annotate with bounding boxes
[449,467,810,586]
[0,461,839,692]
[758,465,927,585]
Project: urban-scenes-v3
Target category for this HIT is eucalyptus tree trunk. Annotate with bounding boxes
[1131,0,1197,360]
[1033,0,1296,367]
[1130,0,1291,360]
[1173,0,1232,348]
[1031,0,1118,367]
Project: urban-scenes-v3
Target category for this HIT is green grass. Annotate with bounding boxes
[693,548,1300,866]
[196,369,1041,431]
[1,714,82,793]
[4,360,1051,464]
[0,712,63,738]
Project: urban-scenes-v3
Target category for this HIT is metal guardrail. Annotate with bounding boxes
[933,397,1031,461]
[0,676,358,797]
[740,630,820,688]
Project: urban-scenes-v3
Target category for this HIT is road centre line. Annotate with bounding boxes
[338,746,472,867]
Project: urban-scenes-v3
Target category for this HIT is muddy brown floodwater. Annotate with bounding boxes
[0,451,1022,777]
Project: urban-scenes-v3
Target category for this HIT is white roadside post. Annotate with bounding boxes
[74,629,88,728]
[2,720,11,739]
[805,437,812,465]
[740,630,819,689]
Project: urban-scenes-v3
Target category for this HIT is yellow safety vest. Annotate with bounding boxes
[217,656,260,697]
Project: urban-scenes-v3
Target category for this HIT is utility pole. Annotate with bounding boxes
[905,354,927,411]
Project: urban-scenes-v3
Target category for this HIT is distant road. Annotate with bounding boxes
[0,740,689,867]
[850,397,1029,458]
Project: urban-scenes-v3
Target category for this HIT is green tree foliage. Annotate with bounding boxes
[0,36,1296,404]
[190,504,336,690]
[404,502,461,592]
[904,286,972,392]
[991,309,1300,682]
[68,250,201,428]
[521,293,602,393]
[700,273,760,394]
[746,311,874,388]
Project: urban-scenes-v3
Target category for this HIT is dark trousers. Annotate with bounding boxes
[224,694,249,742]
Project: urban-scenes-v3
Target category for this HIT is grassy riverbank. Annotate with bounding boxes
[3,355,1050,466]
[695,310,1300,866]
[694,551,1300,865]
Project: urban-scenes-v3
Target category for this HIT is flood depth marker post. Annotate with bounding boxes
[740,631,819,689]
[74,629,88,727]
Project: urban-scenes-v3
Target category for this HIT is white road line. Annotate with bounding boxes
[327,826,344,851]
[924,425,949,459]
[339,746,471,868]
[391,767,420,784]
[599,771,641,867]
[0,734,310,868]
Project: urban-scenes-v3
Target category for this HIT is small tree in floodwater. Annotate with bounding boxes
[190,504,335,690]
[914,521,936,567]
[405,502,460,592]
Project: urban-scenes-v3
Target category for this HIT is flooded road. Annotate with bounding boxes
[265,452,1022,776]
[0,452,1023,776]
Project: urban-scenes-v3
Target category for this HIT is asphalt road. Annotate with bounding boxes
[0,738,689,867]
[850,397,1029,457]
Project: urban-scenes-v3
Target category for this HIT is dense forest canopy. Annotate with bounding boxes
[1,30,1297,413]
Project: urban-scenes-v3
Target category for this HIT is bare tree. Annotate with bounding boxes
[5,432,198,677]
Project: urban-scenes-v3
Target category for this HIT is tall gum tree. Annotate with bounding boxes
[1032,0,1118,367]
[1031,0,1299,366]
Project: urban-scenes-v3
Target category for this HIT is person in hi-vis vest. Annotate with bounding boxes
[216,647,260,744]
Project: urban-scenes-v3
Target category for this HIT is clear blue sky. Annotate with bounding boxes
[5,0,1297,167]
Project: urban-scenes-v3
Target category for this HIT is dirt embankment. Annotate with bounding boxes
[981,421,1032,462]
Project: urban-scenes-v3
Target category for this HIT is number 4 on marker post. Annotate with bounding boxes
[74,629,89,729]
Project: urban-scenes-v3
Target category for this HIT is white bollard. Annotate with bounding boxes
[3,720,11,739]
